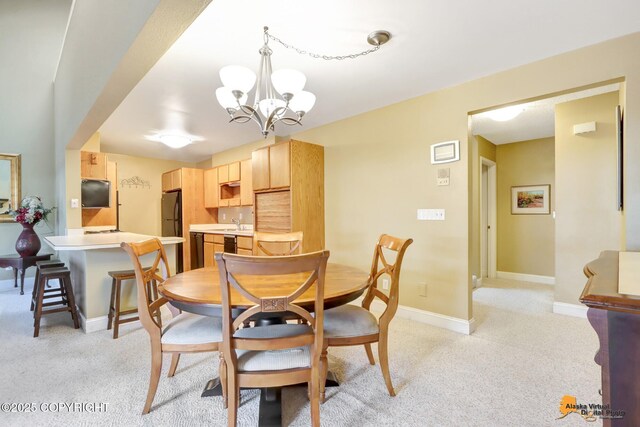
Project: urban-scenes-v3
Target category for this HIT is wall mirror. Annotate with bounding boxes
[0,153,21,223]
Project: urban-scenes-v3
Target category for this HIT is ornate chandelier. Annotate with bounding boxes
[216,27,391,137]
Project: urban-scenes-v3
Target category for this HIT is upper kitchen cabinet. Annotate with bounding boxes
[204,167,219,208]
[218,161,240,184]
[161,169,182,192]
[252,140,325,252]
[252,142,291,191]
[240,159,253,206]
[81,151,107,179]
[252,147,270,191]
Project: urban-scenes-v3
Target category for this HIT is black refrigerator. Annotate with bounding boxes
[161,191,183,273]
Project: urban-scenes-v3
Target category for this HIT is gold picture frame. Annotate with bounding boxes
[0,153,21,223]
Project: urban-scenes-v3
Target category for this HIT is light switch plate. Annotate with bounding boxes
[71,198,79,208]
[417,209,445,220]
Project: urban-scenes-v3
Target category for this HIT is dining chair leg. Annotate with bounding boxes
[310,372,320,427]
[219,355,228,409]
[320,347,328,403]
[168,353,180,377]
[377,334,395,397]
[143,342,162,415]
[226,374,238,427]
[364,343,376,365]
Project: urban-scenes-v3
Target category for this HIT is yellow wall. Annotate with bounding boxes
[187,33,640,321]
[496,137,555,277]
[104,153,194,235]
[555,91,622,304]
[478,136,497,162]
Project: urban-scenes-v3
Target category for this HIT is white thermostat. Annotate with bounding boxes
[431,140,460,164]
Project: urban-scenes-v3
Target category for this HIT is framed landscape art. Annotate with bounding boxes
[511,185,550,215]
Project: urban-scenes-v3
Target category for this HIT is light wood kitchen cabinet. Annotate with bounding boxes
[161,169,182,192]
[252,140,325,252]
[240,159,253,206]
[204,167,219,208]
[81,151,107,179]
[252,147,270,191]
[269,142,290,189]
[218,164,229,184]
[204,242,214,268]
[251,142,291,191]
[228,161,240,182]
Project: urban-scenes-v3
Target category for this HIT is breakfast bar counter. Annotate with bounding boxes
[44,232,183,333]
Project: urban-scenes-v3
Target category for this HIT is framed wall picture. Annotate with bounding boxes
[430,140,460,164]
[511,185,550,215]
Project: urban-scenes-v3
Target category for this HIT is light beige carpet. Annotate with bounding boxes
[0,277,601,426]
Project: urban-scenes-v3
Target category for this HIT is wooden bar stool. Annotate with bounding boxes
[31,259,66,312]
[107,268,161,339]
[33,267,80,337]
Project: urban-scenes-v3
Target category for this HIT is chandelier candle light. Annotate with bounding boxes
[216,26,391,137]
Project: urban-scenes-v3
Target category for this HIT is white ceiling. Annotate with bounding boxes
[99,0,640,162]
[471,84,620,145]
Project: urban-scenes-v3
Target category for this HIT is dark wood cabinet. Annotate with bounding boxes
[581,250,640,426]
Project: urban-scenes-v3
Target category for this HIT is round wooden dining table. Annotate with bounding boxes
[158,263,370,426]
[159,263,370,316]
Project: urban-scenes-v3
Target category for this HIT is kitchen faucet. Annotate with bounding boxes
[231,218,241,230]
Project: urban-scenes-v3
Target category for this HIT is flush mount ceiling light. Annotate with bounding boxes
[484,105,525,122]
[146,134,194,149]
[216,27,391,137]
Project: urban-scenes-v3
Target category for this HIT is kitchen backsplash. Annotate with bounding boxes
[218,206,254,225]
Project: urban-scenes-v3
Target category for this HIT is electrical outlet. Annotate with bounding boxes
[382,278,390,290]
[70,199,79,208]
[239,213,243,220]
[222,213,226,220]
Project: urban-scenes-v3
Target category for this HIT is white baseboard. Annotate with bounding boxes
[354,298,475,335]
[552,302,588,318]
[496,271,555,285]
[78,311,109,333]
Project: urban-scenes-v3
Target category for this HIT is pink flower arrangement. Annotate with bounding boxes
[9,196,55,225]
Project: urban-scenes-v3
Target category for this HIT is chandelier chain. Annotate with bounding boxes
[265,31,381,61]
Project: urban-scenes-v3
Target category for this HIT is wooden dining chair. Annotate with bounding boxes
[121,238,223,414]
[216,250,329,427]
[253,231,303,256]
[320,234,413,401]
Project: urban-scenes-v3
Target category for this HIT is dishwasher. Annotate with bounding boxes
[223,235,237,254]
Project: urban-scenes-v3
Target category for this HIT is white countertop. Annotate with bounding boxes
[189,224,254,237]
[44,232,184,251]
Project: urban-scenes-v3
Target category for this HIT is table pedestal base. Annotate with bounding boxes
[201,373,341,426]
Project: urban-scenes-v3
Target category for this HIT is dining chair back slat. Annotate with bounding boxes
[253,231,304,256]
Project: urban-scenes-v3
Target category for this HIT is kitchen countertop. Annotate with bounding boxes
[189,224,254,237]
[44,232,184,251]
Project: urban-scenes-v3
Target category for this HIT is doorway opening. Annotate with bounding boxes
[469,81,623,327]
[479,157,496,286]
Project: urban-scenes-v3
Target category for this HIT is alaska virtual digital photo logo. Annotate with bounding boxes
[557,395,625,422]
